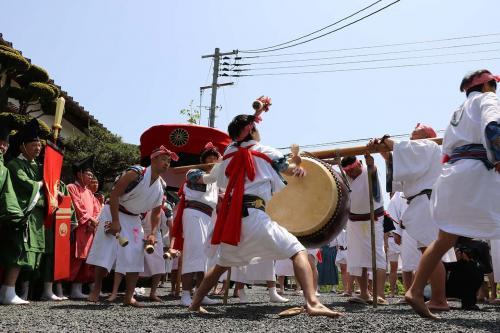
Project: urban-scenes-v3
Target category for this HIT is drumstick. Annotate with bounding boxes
[367,163,378,309]
[170,138,443,174]
[116,233,129,247]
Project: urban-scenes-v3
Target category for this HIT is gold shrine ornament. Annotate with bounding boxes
[59,222,68,237]
[169,128,189,147]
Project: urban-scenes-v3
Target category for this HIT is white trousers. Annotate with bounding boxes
[346,218,386,277]
[87,205,144,273]
[218,209,305,267]
[181,208,213,274]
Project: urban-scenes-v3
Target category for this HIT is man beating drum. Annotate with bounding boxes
[188,98,343,318]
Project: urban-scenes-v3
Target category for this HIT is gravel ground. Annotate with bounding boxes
[0,286,498,333]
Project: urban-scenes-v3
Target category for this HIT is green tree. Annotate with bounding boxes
[61,126,140,188]
[0,45,59,114]
[179,100,201,124]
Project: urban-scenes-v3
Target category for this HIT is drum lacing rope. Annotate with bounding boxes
[295,152,350,244]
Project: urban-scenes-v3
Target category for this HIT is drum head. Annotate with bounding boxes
[268,157,338,237]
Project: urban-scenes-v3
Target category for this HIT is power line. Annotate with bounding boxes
[235,41,500,66]
[222,56,500,77]
[276,130,445,151]
[240,0,383,53]
[239,0,401,54]
[237,32,500,59]
[226,47,500,72]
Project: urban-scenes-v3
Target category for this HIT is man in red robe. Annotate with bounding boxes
[67,156,100,299]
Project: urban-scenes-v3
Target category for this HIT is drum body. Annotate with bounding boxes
[267,156,350,248]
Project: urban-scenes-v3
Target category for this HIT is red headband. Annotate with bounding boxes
[202,142,221,157]
[342,159,361,172]
[415,123,437,138]
[150,145,179,161]
[461,72,500,92]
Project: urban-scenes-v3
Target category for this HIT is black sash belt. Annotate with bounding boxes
[119,205,139,216]
[406,189,432,204]
[186,200,214,217]
[242,195,266,217]
[339,246,347,251]
[349,207,385,222]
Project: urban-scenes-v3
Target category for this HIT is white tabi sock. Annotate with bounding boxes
[1,285,29,305]
[201,296,218,305]
[269,287,289,303]
[180,290,192,307]
[19,282,29,301]
[55,283,68,300]
[238,288,249,303]
[41,282,62,301]
[70,283,88,299]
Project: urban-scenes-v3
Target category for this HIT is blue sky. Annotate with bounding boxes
[1,0,499,151]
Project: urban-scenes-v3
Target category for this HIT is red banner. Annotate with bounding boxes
[43,142,64,229]
[43,142,70,280]
[54,196,71,281]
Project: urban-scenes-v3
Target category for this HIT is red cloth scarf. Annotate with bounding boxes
[211,145,272,246]
[171,184,186,250]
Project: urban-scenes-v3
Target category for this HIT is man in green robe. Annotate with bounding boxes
[0,115,29,305]
[1,119,45,305]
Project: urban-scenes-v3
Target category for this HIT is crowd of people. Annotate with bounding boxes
[0,69,499,321]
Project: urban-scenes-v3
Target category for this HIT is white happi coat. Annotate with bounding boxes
[387,192,421,271]
[393,139,442,248]
[386,193,404,261]
[346,166,386,276]
[181,167,218,274]
[87,166,164,273]
[231,260,277,283]
[335,229,348,265]
[275,259,295,277]
[215,140,304,267]
[431,91,500,239]
[490,239,500,283]
[140,210,168,277]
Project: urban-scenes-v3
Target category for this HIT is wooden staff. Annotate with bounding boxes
[175,253,182,297]
[170,138,443,174]
[223,268,232,305]
[366,161,378,309]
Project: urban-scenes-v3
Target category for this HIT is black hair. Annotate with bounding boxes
[200,149,220,163]
[227,114,256,142]
[340,156,357,168]
[460,69,497,97]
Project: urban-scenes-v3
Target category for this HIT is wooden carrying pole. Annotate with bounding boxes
[367,164,377,308]
[170,138,443,174]
[223,268,232,305]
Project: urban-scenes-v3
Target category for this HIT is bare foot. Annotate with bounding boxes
[106,294,117,302]
[149,295,162,302]
[306,303,343,318]
[426,300,450,311]
[124,298,144,308]
[87,292,100,303]
[188,305,209,314]
[405,290,440,320]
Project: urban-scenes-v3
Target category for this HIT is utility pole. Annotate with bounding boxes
[201,48,237,128]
